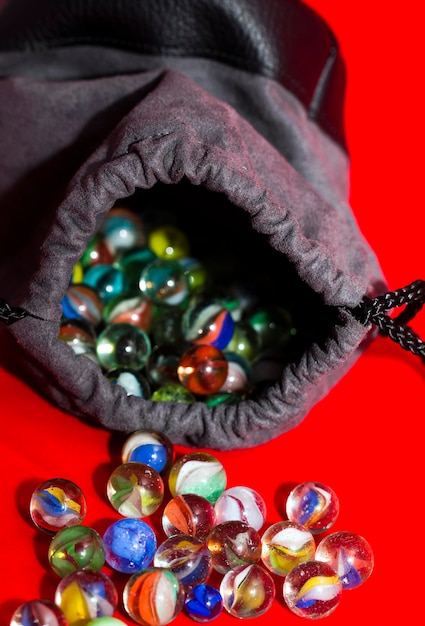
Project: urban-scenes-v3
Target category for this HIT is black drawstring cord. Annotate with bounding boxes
[0,297,28,325]
[349,279,425,363]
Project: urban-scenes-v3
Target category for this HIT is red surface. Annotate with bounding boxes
[1,1,424,625]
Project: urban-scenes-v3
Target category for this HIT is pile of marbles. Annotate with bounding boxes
[59,204,298,405]
[12,429,374,625]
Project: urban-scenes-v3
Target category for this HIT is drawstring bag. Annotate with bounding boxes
[0,0,423,450]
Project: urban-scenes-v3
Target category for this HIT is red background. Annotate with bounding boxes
[1,1,424,624]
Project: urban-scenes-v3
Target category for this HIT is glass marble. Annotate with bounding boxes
[146,344,182,388]
[83,264,128,304]
[106,462,164,518]
[215,288,244,322]
[151,383,196,404]
[260,521,316,577]
[214,486,267,532]
[148,225,190,260]
[315,531,374,590]
[153,534,213,589]
[224,321,260,362]
[177,345,228,395]
[203,391,243,408]
[286,481,340,534]
[10,599,67,626]
[30,477,87,534]
[184,584,223,623]
[48,525,106,577]
[181,299,234,349]
[71,260,84,284]
[283,560,343,619]
[61,284,103,326]
[204,392,241,407]
[168,452,227,504]
[162,493,216,539]
[219,352,251,394]
[96,322,151,371]
[121,429,174,476]
[206,521,261,574]
[103,292,154,332]
[55,569,118,625]
[107,368,151,398]
[101,206,146,255]
[102,518,157,574]
[86,617,127,626]
[247,305,294,351]
[123,567,185,626]
[58,318,97,358]
[150,307,184,346]
[80,233,113,270]
[139,259,189,306]
[116,247,157,290]
[178,257,207,294]
[220,564,275,619]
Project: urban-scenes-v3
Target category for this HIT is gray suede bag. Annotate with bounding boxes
[1,0,423,449]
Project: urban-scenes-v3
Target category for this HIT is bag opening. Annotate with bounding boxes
[59,181,341,402]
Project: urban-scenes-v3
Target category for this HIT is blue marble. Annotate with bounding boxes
[184,584,223,622]
[102,518,157,574]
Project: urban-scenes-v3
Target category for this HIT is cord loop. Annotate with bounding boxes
[0,297,28,326]
[349,280,425,362]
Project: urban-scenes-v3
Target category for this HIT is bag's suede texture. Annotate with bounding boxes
[0,1,386,449]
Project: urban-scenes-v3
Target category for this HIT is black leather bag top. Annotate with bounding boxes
[0,0,346,148]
